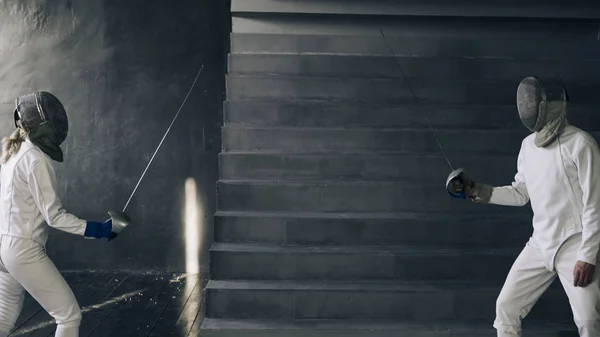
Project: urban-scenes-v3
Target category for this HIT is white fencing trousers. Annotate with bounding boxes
[0,235,81,337]
[494,233,600,337]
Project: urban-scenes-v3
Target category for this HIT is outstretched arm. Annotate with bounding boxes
[27,157,125,240]
[488,149,530,206]
[27,158,88,235]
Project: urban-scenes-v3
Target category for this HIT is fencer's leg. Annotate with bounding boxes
[55,325,79,337]
[0,236,26,337]
[1,237,81,337]
[0,271,25,337]
[494,243,557,337]
[555,234,600,337]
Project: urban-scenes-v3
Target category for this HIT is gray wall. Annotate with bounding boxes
[0,0,229,272]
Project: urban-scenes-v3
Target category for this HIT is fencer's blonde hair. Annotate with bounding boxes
[1,124,28,164]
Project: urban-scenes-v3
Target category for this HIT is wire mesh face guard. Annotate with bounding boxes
[516,76,567,132]
[13,92,69,145]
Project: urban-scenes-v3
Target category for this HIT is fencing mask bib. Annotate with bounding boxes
[516,76,568,147]
[13,92,69,162]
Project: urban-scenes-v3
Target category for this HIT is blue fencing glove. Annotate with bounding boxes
[84,219,114,240]
[84,211,132,241]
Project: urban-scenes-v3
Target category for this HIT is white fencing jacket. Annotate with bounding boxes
[0,139,86,245]
[490,125,600,270]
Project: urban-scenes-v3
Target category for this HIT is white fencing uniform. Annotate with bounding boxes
[0,139,88,337]
[490,125,600,336]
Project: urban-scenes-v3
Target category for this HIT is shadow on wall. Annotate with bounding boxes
[0,0,227,273]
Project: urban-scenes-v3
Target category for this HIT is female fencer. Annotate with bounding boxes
[0,91,129,337]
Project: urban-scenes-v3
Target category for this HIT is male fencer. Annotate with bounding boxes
[447,77,600,336]
[0,92,130,337]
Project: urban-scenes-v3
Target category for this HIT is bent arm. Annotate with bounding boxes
[488,149,530,206]
[27,158,87,236]
[575,139,600,265]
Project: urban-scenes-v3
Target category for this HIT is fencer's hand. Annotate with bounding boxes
[451,177,464,194]
[449,173,475,197]
[106,211,131,242]
[573,260,595,287]
[456,174,477,200]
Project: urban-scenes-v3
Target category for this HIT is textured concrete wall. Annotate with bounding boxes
[0,0,229,272]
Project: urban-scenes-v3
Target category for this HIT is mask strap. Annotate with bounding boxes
[533,77,567,130]
[13,98,21,128]
[533,77,546,130]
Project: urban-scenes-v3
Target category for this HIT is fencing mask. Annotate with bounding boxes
[516,76,568,147]
[13,92,69,162]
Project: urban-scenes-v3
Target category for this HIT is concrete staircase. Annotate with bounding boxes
[201,8,600,335]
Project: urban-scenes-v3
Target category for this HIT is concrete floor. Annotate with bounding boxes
[10,272,206,337]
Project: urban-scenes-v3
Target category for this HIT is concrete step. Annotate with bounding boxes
[233,14,600,38]
[228,53,600,82]
[216,180,532,214]
[221,126,530,154]
[213,211,532,248]
[226,74,598,105]
[223,100,600,130]
[218,152,517,185]
[230,33,600,60]
[230,0,600,20]
[201,318,577,337]
[205,280,570,321]
[210,243,523,282]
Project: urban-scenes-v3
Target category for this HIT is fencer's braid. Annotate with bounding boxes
[1,126,27,164]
